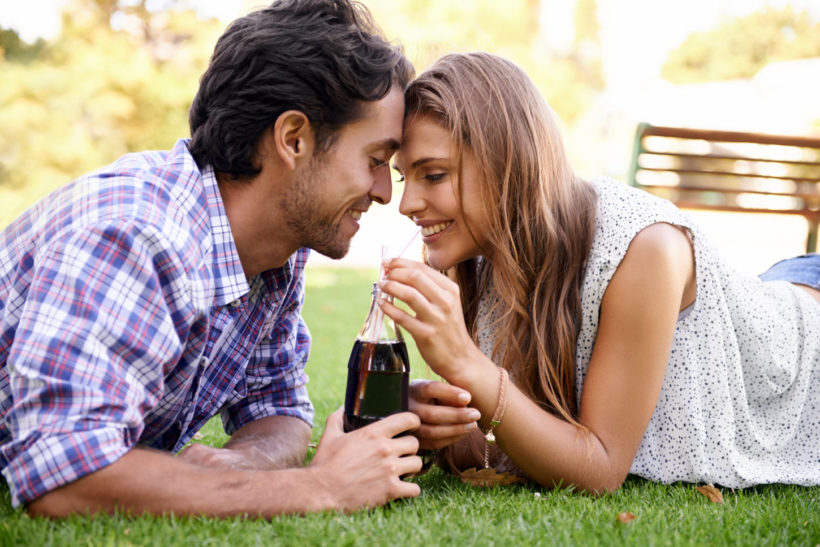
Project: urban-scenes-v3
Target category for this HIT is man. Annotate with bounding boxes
[0,0,422,517]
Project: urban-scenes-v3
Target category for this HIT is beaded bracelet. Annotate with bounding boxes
[483,367,509,469]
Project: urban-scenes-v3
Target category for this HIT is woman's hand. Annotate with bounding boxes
[409,379,480,450]
[378,258,491,387]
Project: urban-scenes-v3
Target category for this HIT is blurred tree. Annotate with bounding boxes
[0,27,47,63]
[0,0,224,226]
[662,6,820,84]
[2,0,605,226]
[533,0,604,124]
[367,0,603,124]
[366,0,542,71]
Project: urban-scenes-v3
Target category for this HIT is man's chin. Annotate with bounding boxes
[312,241,350,260]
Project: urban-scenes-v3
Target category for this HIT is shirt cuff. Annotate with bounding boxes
[1,427,131,508]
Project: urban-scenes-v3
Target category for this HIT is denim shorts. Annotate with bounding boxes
[759,253,820,290]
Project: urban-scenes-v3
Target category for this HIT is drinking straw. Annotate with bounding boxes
[394,227,422,260]
[373,227,422,340]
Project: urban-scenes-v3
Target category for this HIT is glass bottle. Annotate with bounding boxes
[343,283,410,432]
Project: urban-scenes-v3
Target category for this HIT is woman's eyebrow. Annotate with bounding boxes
[393,157,446,171]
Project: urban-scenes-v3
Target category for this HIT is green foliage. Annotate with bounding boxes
[0,0,607,229]
[0,27,48,63]
[367,0,603,125]
[662,6,820,84]
[0,0,224,227]
[1,267,819,545]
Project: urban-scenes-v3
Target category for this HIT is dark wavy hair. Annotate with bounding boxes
[189,0,413,180]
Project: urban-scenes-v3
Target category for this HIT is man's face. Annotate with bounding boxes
[281,87,404,259]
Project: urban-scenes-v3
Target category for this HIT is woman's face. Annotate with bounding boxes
[393,116,489,271]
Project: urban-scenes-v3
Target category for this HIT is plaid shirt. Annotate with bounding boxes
[0,139,313,508]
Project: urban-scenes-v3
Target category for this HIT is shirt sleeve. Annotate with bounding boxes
[0,222,189,508]
[221,254,314,433]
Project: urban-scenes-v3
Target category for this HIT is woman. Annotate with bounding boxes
[379,52,820,492]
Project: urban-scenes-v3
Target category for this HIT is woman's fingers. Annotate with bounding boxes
[381,259,459,311]
[416,421,478,440]
[383,257,453,291]
[411,400,480,427]
[410,379,472,406]
[378,297,435,340]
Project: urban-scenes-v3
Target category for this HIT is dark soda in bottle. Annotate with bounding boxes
[343,283,409,432]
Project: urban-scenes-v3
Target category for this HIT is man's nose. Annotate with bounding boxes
[369,168,393,205]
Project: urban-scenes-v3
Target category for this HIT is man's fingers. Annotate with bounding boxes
[365,411,421,438]
[392,432,421,456]
[391,477,422,499]
[397,454,424,477]
[321,407,345,440]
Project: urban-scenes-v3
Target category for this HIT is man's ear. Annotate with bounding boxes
[270,110,315,171]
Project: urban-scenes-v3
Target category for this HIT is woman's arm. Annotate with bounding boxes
[380,222,695,492]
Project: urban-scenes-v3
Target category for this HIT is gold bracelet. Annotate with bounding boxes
[483,367,509,469]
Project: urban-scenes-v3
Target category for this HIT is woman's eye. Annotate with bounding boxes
[424,173,445,183]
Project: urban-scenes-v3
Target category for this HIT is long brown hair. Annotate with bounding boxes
[405,52,597,426]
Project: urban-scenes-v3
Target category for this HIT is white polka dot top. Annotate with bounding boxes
[478,177,820,488]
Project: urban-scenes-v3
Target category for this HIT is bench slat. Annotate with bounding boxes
[627,122,820,252]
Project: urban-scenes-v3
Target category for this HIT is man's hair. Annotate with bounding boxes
[188,0,413,179]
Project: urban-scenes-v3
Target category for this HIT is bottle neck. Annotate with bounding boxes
[358,283,402,342]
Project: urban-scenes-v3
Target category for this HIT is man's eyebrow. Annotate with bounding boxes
[372,138,400,152]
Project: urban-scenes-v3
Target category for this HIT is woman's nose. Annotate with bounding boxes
[398,181,422,217]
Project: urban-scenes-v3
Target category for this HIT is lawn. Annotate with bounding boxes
[1,266,818,546]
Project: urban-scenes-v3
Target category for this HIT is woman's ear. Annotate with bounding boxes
[269,110,315,170]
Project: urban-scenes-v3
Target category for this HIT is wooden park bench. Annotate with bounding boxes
[627,123,820,252]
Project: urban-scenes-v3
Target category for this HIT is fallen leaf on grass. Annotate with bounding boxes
[458,467,523,487]
[695,484,723,503]
[616,512,636,523]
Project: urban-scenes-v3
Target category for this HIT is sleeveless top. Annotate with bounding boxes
[476,177,820,488]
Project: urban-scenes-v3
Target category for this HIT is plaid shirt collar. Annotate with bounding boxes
[173,139,303,308]
[168,139,249,307]
[200,163,250,307]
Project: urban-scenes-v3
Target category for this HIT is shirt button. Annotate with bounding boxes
[229,299,241,308]
[200,357,210,369]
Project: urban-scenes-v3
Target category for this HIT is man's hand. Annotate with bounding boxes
[27,410,421,518]
[309,408,422,512]
[409,379,480,450]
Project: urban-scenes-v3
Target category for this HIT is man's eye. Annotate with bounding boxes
[370,157,387,168]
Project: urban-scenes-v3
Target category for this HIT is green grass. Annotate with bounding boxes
[1,266,819,546]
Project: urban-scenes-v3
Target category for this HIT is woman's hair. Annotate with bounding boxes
[189,0,414,180]
[405,52,597,427]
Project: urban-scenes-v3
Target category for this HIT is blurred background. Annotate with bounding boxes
[2,0,819,273]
